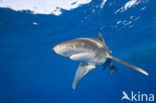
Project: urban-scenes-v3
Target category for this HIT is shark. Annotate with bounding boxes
[53,33,149,89]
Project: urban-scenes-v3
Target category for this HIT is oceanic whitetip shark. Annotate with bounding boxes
[53,33,149,89]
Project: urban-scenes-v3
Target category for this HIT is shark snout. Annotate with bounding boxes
[53,44,64,54]
[53,43,72,56]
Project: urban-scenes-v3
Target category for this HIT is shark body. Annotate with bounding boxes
[53,33,149,89]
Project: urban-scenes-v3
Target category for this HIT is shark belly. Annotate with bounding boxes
[70,51,107,65]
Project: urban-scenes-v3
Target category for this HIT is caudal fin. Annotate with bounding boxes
[107,55,149,76]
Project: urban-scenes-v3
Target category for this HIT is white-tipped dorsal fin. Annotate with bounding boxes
[72,63,96,90]
[98,32,105,43]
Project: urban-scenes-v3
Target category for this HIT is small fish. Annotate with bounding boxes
[53,33,149,89]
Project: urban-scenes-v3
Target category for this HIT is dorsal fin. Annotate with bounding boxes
[98,32,105,43]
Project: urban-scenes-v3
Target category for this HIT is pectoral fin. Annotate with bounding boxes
[107,55,149,76]
[72,63,96,89]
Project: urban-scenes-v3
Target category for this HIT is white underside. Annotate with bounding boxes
[70,52,106,65]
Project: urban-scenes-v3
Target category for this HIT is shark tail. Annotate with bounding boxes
[107,55,149,76]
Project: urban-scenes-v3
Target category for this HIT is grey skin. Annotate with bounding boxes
[53,33,149,89]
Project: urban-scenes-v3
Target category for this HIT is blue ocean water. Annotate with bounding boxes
[0,0,156,103]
